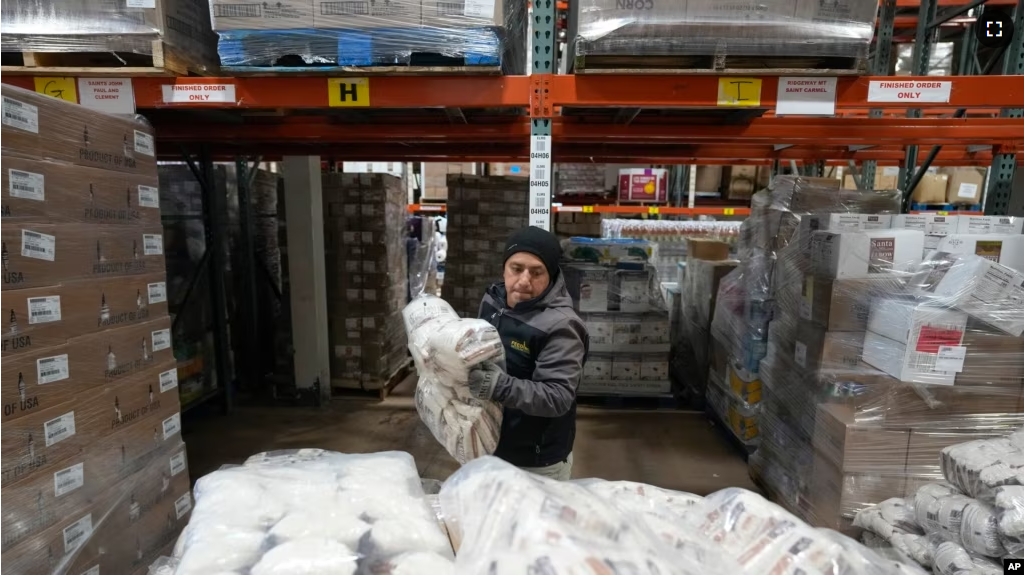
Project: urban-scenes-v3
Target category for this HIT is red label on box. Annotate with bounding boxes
[915,326,964,354]
[618,169,668,203]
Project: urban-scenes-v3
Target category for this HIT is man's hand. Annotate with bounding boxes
[467,361,505,401]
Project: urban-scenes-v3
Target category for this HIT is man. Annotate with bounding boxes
[466,226,588,480]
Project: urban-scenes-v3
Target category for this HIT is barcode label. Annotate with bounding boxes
[9,169,45,201]
[158,368,178,393]
[134,130,155,156]
[2,97,39,133]
[62,514,92,553]
[163,412,181,440]
[21,229,55,261]
[37,353,70,384]
[532,135,548,153]
[45,410,76,447]
[533,195,548,208]
[175,493,192,519]
[532,165,548,181]
[138,185,159,208]
[54,462,85,497]
[170,451,187,476]
[143,234,163,255]
[152,328,171,351]
[28,295,61,325]
[148,281,167,304]
[528,135,552,231]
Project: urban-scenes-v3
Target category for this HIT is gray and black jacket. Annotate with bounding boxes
[478,272,588,467]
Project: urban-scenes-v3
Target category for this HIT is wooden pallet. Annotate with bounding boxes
[1,40,213,77]
[573,53,867,75]
[331,359,413,400]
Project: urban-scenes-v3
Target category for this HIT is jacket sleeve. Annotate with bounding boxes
[491,318,586,418]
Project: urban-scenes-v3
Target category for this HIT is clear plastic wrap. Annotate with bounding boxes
[1,0,218,72]
[2,82,190,575]
[210,0,526,72]
[571,0,877,62]
[402,295,504,463]
[159,449,455,575]
[323,173,411,391]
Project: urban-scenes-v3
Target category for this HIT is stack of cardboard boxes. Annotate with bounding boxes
[1,85,190,574]
[322,173,410,391]
[441,174,529,318]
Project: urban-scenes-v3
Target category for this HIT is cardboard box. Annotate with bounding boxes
[2,157,162,226]
[612,354,642,381]
[2,224,166,290]
[842,168,900,191]
[686,238,731,261]
[565,264,612,312]
[880,383,1023,429]
[583,313,613,346]
[863,299,968,385]
[724,165,760,200]
[955,216,1024,235]
[811,229,925,279]
[641,353,669,381]
[694,166,722,192]
[941,167,985,205]
[799,276,900,332]
[423,0,506,27]
[812,404,910,475]
[910,173,949,204]
[2,85,156,176]
[800,213,893,235]
[583,353,612,380]
[793,325,865,373]
[618,168,668,203]
[905,430,1003,477]
[892,214,959,235]
[913,253,1024,336]
[67,318,175,387]
[932,234,1024,273]
[210,0,314,29]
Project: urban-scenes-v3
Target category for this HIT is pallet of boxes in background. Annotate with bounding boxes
[323,173,412,395]
[0,84,191,574]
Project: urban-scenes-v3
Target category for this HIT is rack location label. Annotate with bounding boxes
[33,77,77,104]
[867,80,951,103]
[328,78,370,107]
[161,83,237,104]
[78,78,135,113]
[717,77,762,107]
[776,77,837,115]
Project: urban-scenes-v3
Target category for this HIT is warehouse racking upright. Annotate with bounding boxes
[2,0,1022,406]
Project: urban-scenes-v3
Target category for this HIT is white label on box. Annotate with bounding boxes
[28,295,61,325]
[867,80,952,103]
[934,345,967,372]
[2,97,39,133]
[152,328,171,352]
[82,566,100,576]
[175,493,192,519]
[529,135,553,230]
[21,229,55,261]
[170,451,187,477]
[957,182,979,199]
[163,412,181,440]
[159,368,179,393]
[37,353,70,384]
[882,167,901,176]
[143,233,163,255]
[127,0,156,7]
[161,84,237,104]
[138,185,160,208]
[134,130,155,156]
[463,0,495,18]
[148,281,167,304]
[9,169,45,201]
[54,462,85,497]
[63,514,92,553]
[77,78,135,114]
[794,341,808,368]
[45,410,76,447]
[776,77,837,115]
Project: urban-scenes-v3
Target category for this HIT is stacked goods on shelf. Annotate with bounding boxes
[1,0,218,73]
[555,212,602,238]
[209,0,526,71]
[1,85,190,574]
[323,173,409,391]
[568,0,877,70]
[601,219,742,285]
[843,167,901,191]
[722,166,772,202]
[562,238,671,397]
[441,175,528,318]
[892,213,1024,271]
[909,168,988,207]
[422,163,474,202]
[853,431,1023,573]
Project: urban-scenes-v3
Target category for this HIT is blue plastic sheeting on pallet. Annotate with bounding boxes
[910,203,983,212]
[217,27,502,67]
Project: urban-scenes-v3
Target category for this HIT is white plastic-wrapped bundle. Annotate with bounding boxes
[932,541,1003,575]
[439,456,710,574]
[941,430,1024,502]
[154,450,453,575]
[853,498,933,569]
[403,295,504,463]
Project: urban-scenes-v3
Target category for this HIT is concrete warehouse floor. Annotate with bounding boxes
[183,376,758,495]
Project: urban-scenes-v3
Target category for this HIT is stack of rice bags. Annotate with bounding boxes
[855,430,1024,574]
[403,295,504,463]
[159,450,455,575]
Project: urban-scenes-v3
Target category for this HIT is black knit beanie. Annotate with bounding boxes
[503,226,562,282]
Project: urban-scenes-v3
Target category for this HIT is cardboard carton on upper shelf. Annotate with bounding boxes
[694,166,722,193]
[910,173,949,204]
[422,0,508,28]
[940,167,986,205]
[810,229,925,279]
[842,167,900,191]
[315,0,421,28]
[1,85,156,176]
[210,0,314,29]
[618,168,668,203]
